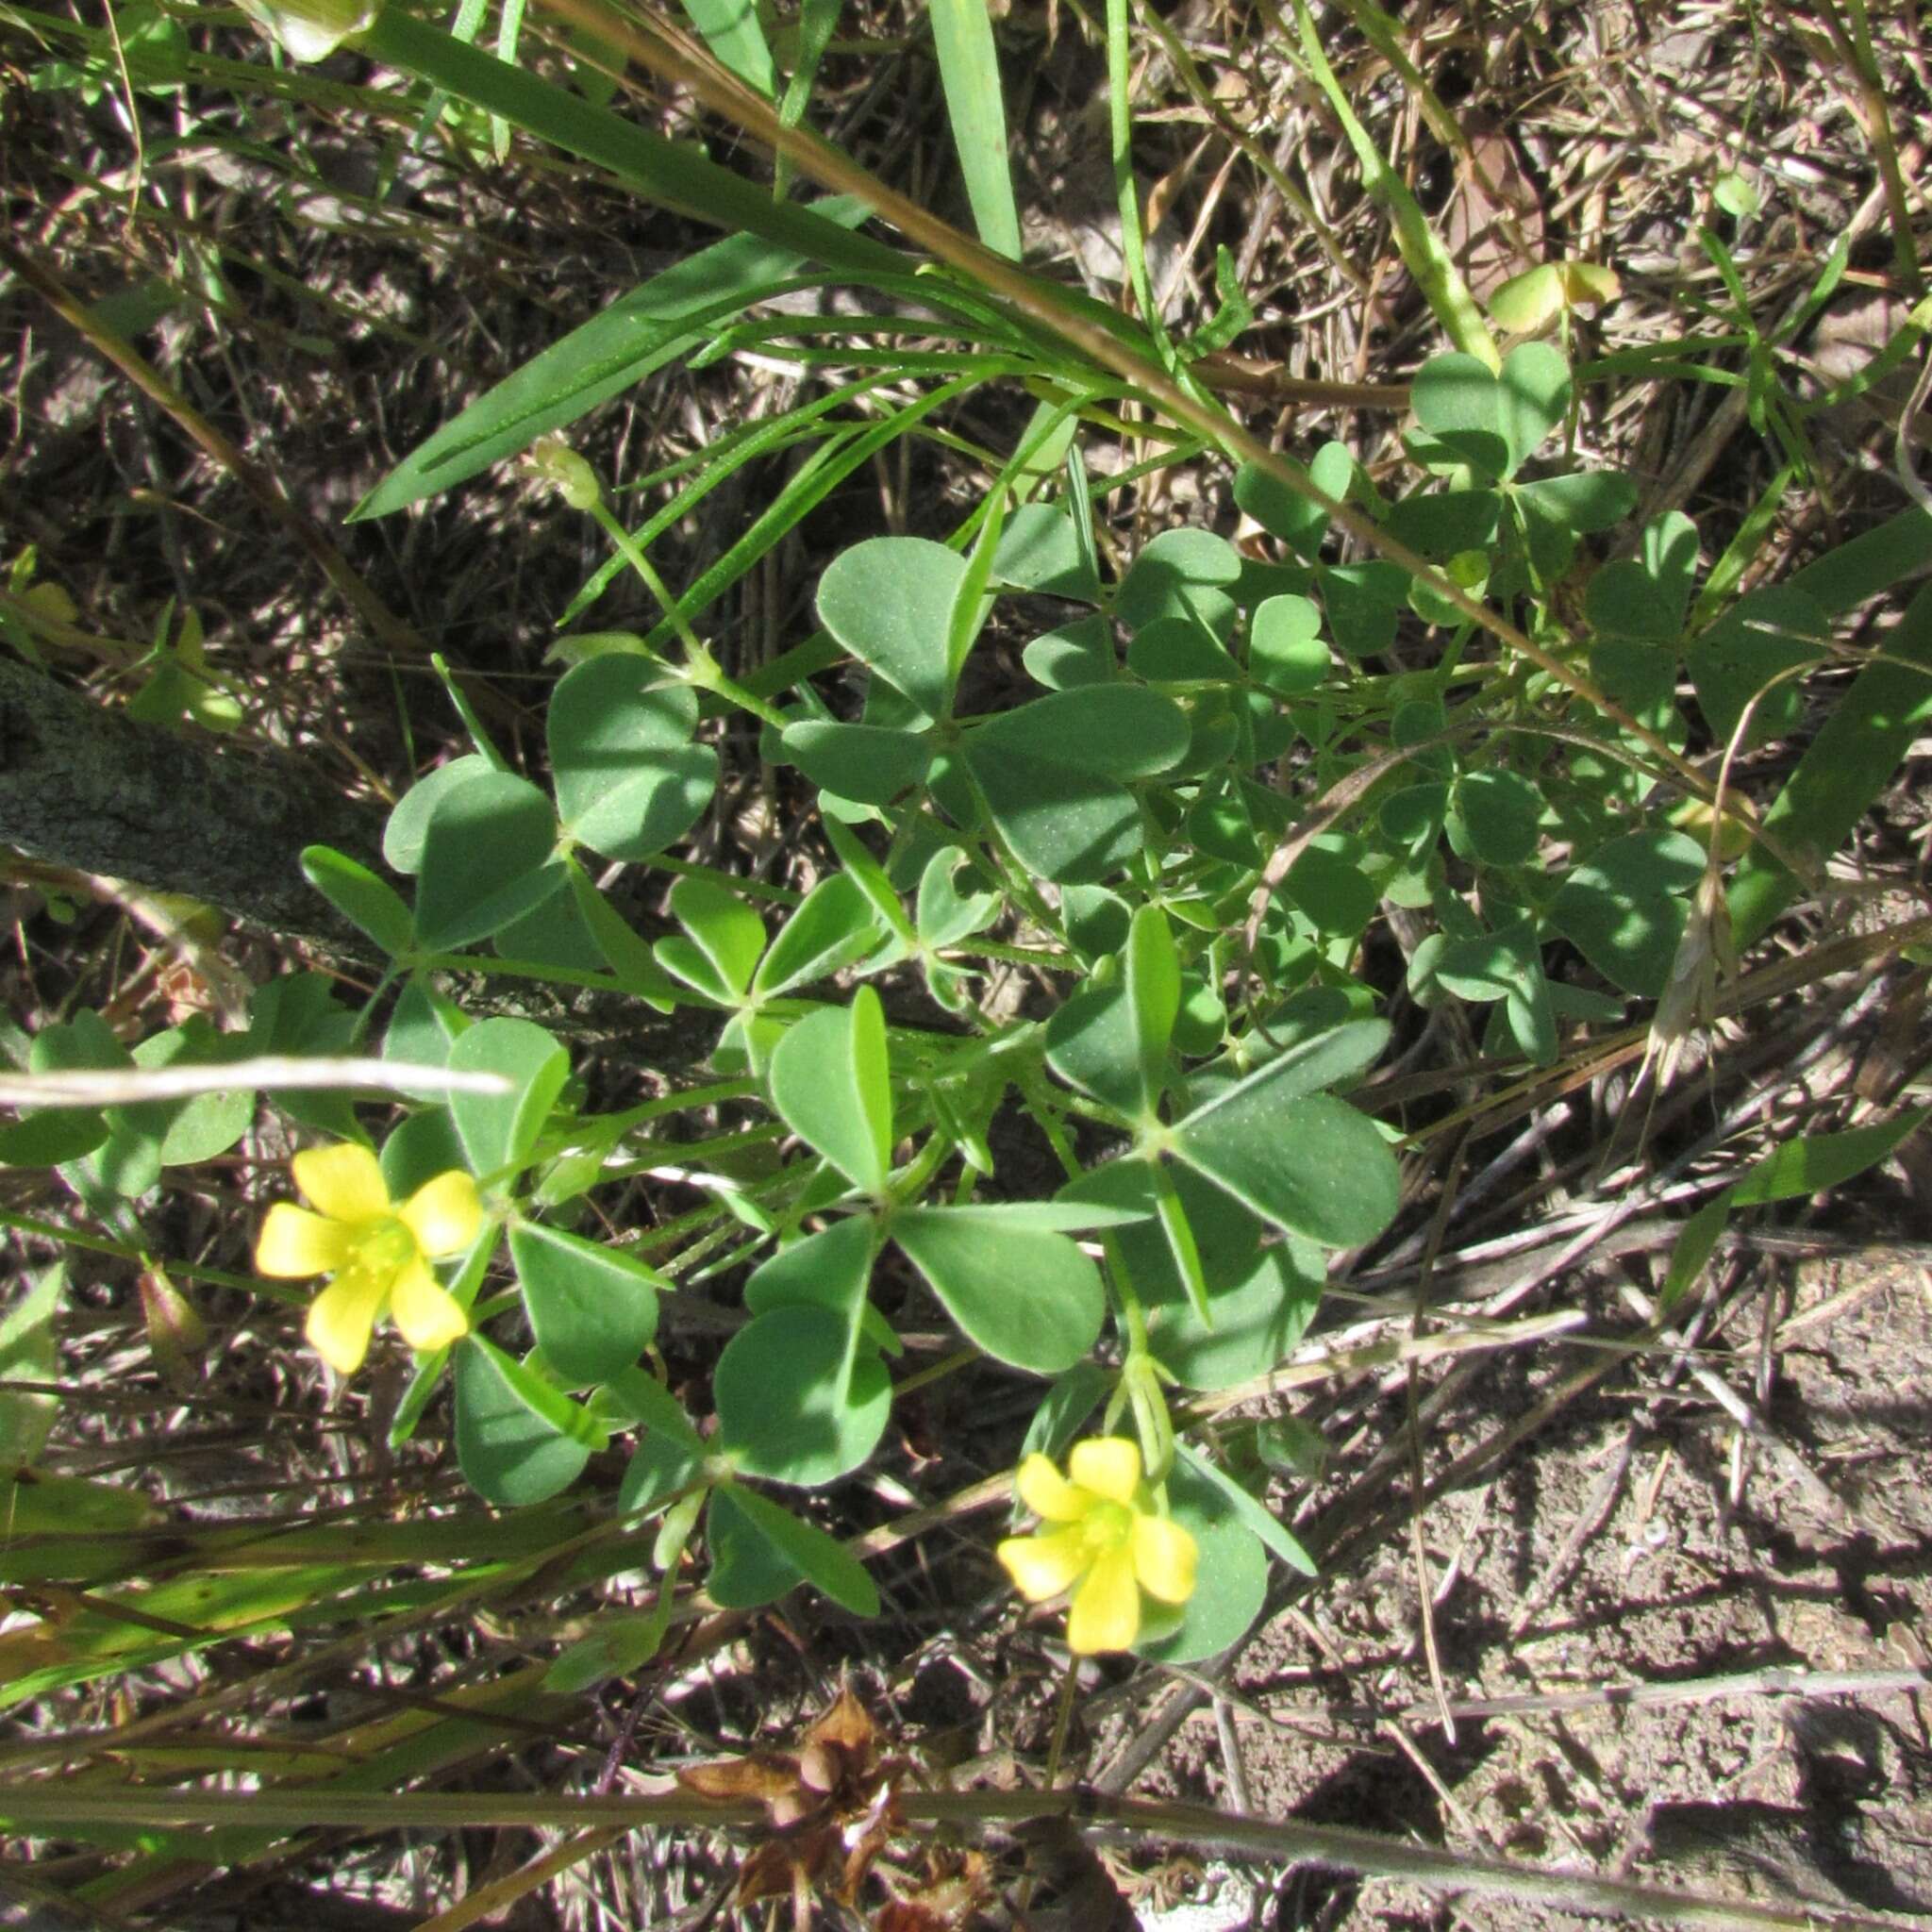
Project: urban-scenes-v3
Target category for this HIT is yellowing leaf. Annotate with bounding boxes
[1559,261,1621,307]
[1491,260,1620,334]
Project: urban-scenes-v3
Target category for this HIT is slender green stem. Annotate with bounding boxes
[586,502,791,727]
[0,1210,282,1300]
[891,1344,979,1398]
[600,1078,760,1136]
[410,953,636,996]
[607,1124,785,1177]
[942,938,1072,969]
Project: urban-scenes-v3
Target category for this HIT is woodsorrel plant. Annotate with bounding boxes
[6,4,1932,1896]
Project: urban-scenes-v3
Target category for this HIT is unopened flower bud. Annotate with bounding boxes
[526,438,603,511]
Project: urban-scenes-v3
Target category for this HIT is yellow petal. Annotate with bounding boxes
[997,1527,1091,1604]
[305,1269,388,1375]
[1068,1437,1141,1506]
[291,1142,390,1224]
[397,1171,483,1257]
[1131,1514,1198,1606]
[1015,1453,1088,1523]
[1067,1546,1140,1655]
[256,1204,352,1278]
[388,1258,469,1353]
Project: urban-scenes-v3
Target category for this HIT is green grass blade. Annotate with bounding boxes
[555,353,1037,630]
[567,418,865,635]
[929,0,1021,260]
[1336,0,1470,155]
[1690,463,1798,627]
[1800,291,1930,415]
[1729,576,1932,948]
[774,0,841,195]
[679,0,775,95]
[406,0,489,154]
[82,1663,567,1878]
[490,0,529,158]
[630,375,988,655]
[0,1564,366,1708]
[1108,0,1168,351]
[359,8,904,279]
[351,220,866,518]
[558,375,903,625]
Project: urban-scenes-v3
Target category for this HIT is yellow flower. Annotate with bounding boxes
[996,1438,1197,1655]
[256,1144,481,1375]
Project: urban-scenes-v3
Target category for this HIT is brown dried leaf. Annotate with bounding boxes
[874,1848,993,1932]
[737,1829,837,1907]
[1445,125,1545,303]
[798,1739,842,1796]
[834,1775,903,1904]
[1145,137,1208,237]
[876,1907,945,1931]
[0,1620,73,1677]
[1809,294,1932,440]
[678,1754,803,1807]
[769,1785,818,1831]
[807,1682,879,1760]
[681,1689,910,1923]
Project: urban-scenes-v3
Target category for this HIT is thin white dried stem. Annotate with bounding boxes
[0,1057,511,1108]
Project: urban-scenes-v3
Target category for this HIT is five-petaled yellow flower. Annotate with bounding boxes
[256,1144,482,1375]
[996,1438,1197,1655]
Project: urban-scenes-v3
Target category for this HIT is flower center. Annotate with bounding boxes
[1082,1499,1133,1554]
[348,1216,416,1276]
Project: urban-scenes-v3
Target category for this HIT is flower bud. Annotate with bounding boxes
[526,438,604,511]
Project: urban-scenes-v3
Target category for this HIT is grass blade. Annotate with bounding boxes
[359,8,903,280]
[558,373,905,625]
[929,0,1021,260]
[774,0,841,195]
[1108,0,1166,348]
[1729,577,1932,948]
[678,0,774,96]
[490,0,528,158]
[625,375,988,655]
[352,215,867,518]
